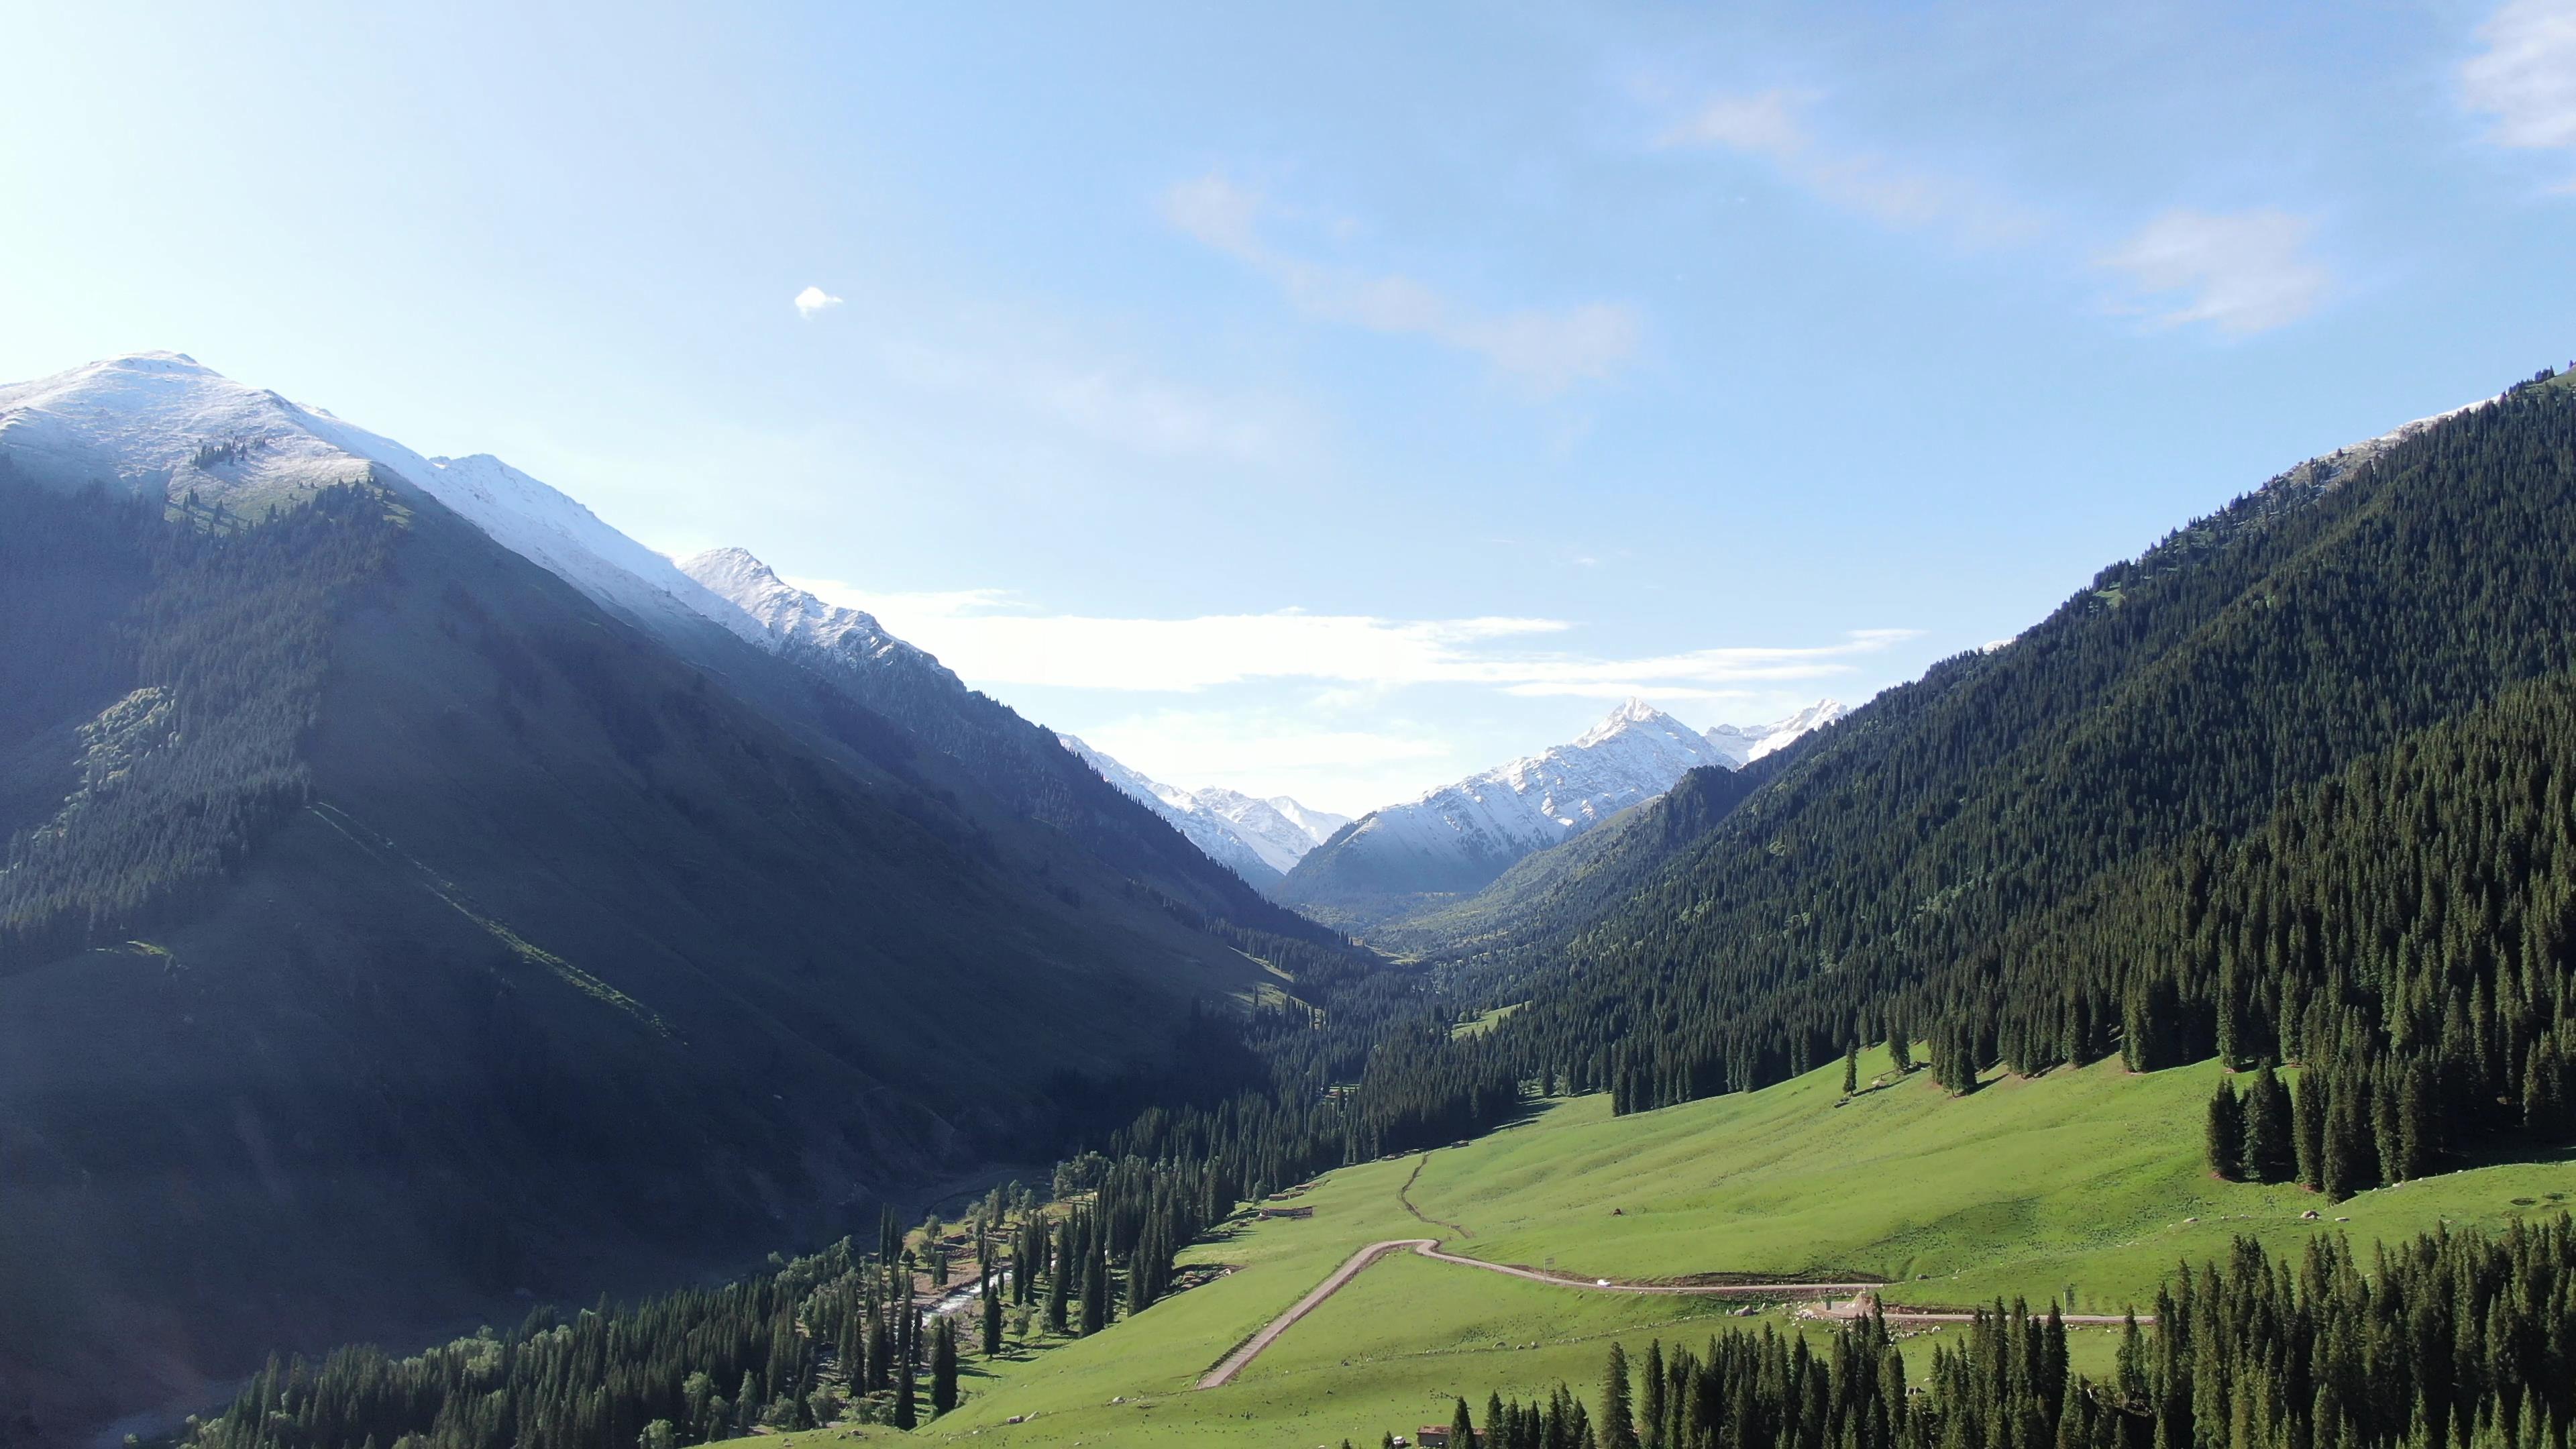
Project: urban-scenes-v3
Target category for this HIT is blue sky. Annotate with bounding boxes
[6,2,2575,813]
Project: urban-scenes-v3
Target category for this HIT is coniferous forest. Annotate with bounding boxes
[1443,1218,2576,1449]
[1371,376,2576,1179]
[0,478,399,961]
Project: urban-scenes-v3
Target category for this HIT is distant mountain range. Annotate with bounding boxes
[1276,696,1843,926]
[1055,737,1348,888]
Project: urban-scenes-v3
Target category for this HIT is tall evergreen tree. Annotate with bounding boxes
[1601,1340,1638,1449]
[2205,1076,2244,1179]
[1079,1241,1108,1336]
[1045,1220,1071,1334]
[2290,1071,2323,1189]
[1639,1339,1666,1449]
[893,1345,917,1431]
[2242,1065,2292,1181]
[930,1316,959,1416]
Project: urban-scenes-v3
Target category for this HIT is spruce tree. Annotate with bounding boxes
[1888,1032,1913,1075]
[1640,1340,1666,1449]
[1079,1245,1108,1336]
[1450,1397,1476,1449]
[1841,1043,1859,1097]
[930,1318,959,1416]
[1602,1340,1638,1449]
[2290,1071,2323,1189]
[2526,1039,2569,1136]
[2205,1077,2244,1179]
[1044,1222,1070,1334]
[2242,1065,2291,1181]
[981,1271,1004,1357]
[2321,1091,2357,1201]
[2396,1061,2438,1181]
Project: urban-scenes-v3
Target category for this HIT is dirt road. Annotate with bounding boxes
[1196,1241,2143,1388]
[1197,1240,1435,1388]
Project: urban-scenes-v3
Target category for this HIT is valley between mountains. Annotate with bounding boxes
[5,353,2576,1449]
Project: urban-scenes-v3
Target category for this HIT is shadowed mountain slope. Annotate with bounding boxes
[0,429,1309,1444]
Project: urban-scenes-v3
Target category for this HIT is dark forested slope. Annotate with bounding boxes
[1445,374,2576,1154]
[0,471,1297,1444]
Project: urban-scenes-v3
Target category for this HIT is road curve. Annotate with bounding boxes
[1197,1240,1434,1388]
[1197,1242,2145,1389]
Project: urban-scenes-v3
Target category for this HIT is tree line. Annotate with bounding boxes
[1417,1216,2574,1449]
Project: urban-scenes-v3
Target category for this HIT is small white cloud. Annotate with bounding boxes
[793,286,845,319]
[2464,0,2576,162]
[2098,209,2329,336]
[1163,174,1265,255]
[1161,175,1642,395]
[1658,90,2041,246]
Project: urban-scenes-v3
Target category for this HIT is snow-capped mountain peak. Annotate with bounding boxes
[1057,736,1348,885]
[0,352,771,651]
[1373,697,1721,844]
[1565,694,1715,755]
[676,547,936,672]
[1283,695,1850,914]
[1703,699,1847,769]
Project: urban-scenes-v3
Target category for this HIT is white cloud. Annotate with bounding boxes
[786,575,1911,698]
[1161,175,1642,395]
[2097,209,2329,336]
[1658,90,2041,245]
[793,286,844,319]
[2464,0,2576,163]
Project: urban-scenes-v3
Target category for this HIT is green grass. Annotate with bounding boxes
[1449,1002,1524,1038]
[720,1049,2576,1448]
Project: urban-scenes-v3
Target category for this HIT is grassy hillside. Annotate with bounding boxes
[715,1048,2574,1448]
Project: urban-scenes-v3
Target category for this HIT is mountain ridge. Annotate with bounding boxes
[1055,735,1348,887]
[1276,695,1842,927]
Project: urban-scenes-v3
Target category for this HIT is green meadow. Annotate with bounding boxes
[727,1048,2576,1448]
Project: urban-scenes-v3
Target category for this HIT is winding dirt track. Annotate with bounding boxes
[1196,1240,2145,1389]
[1197,1240,1436,1389]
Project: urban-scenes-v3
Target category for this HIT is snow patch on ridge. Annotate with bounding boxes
[676,546,939,672]
[1058,736,1348,882]
[1703,699,1847,769]
[0,352,769,650]
[1318,696,1847,891]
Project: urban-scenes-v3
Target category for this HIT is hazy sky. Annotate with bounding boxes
[7,2,2575,813]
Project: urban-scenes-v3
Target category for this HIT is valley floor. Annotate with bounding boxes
[726,1049,2576,1448]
